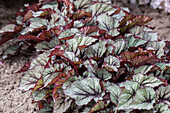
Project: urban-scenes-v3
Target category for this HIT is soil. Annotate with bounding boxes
[0,0,169,113]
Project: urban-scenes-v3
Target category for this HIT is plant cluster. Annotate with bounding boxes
[0,0,170,112]
[130,0,170,13]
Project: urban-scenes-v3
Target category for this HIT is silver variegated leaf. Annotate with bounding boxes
[2,43,21,59]
[30,52,50,69]
[87,40,107,58]
[40,3,60,14]
[74,0,92,9]
[154,103,170,113]
[19,65,43,90]
[146,41,165,59]
[126,36,147,48]
[117,81,140,110]
[132,73,164,88]
[112,40,128,55]
[42,64,68,87]
[155,63,170,76]
[97,13,119,31]
[134,65,154,74]
[89,100,109,113]
[83,68,112,81]
[156,86,170,106]
[129,87,156,110]
[64,51,80,62]
[66,34,97,56]
[35,37,60,51]
[32,89,47,102]
[87,2,117,16]
[64,77,103,106]
[58,28,80,40]
[0,24,16,33]
[21,18,48,35]
[103,55,120,72]
[137,31,158,41]
[83,59,98,71]
[53,95,73,113]
[103,82,121,105]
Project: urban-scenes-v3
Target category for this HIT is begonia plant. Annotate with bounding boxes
[0,0,169,112]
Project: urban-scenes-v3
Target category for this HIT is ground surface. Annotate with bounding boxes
[0,0,170,113]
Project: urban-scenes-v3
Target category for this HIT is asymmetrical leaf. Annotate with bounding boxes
[35,37,60,51]
[0,24,16,33]
[21,18,48,35]
[112,40,128,55]
[156,86,170,105]
[117,81,140,110]
[67,34,97,53]
[103,55,120,72]
[83,68,112,81]
[132,74,164,87]
[30,52,49,69]
[74,0,91,9]
[134,65,154,74]
[88,2,117,16]
[154,103,170,113]
[97,14,119,31]
[32,89,49,102]
[103,82,121,105]
[129,87,156,110]
[126,36,147,48]
[87,40,107,58]
[2,43,21,59]
[58,28,79,40]
[19,65,44,90]
[53,95,73,113]
[64,77,103,106]
[146,41,166,58]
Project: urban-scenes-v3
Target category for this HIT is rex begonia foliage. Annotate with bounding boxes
[0,0,170,112]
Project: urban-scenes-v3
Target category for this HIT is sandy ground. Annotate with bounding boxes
[0,0,170,113]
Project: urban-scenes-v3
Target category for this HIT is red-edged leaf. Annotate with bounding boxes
[50,48,65,57]
[0,32,15,45]
[18,31,51,41]
[16,62,31,73]
[18,35,40,40]
[0,25,22,45]
[50,26,62,36]
[23,10,33,22]
[121,49,156,61]
[119,12,135,28]
[38,30,52,41]
[80,26,98,35]
[121,51,139,60]
[119,13,152,33]
[64,21,74,30]
[53,69,74,99]
[131,56,160,67]
[73,10,92,20]
[131,15,152,26]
